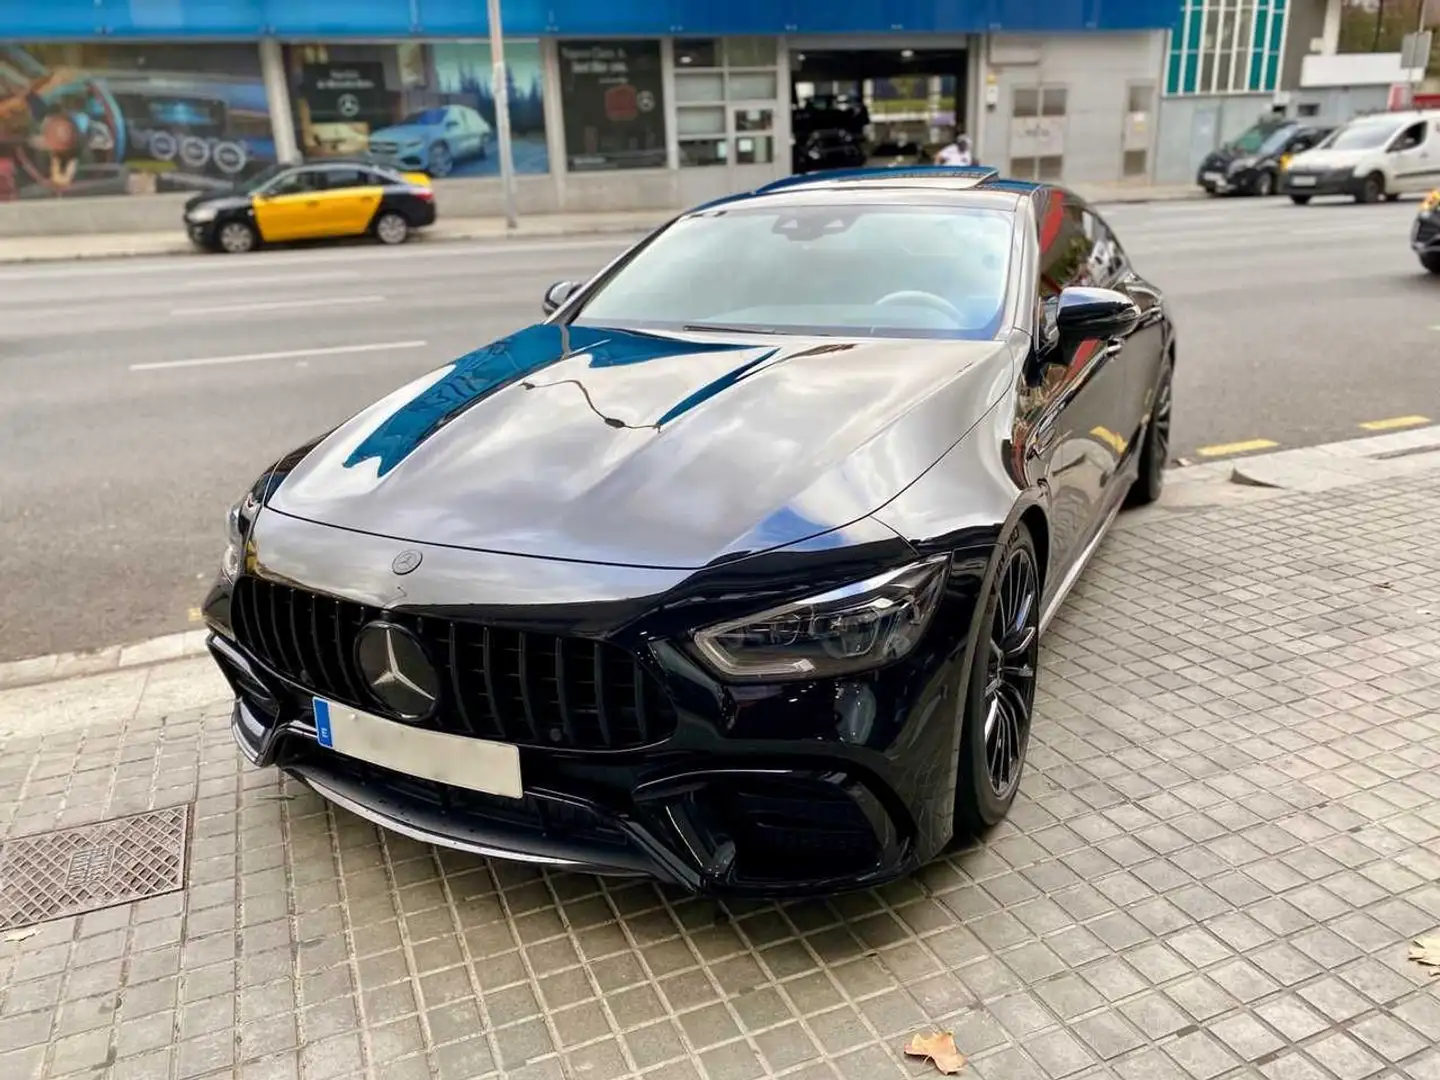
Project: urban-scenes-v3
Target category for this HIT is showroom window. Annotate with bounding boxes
[1009,85,1067,182]
[286,42,551,178]
[557,40,667,171]
[673,38,781,168]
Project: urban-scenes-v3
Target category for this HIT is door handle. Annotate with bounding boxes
[1102,338,1125,359]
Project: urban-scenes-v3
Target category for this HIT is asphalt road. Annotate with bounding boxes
[2,194,1436,661]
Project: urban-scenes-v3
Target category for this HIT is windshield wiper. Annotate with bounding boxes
[681,323,783,335]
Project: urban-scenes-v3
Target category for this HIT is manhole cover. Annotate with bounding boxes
[0,806,189,930]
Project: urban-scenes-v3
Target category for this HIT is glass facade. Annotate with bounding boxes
[1165,0,1289,95]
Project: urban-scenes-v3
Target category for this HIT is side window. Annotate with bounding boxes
[322,168,370,189]
[1036,195,1093,303]
[1082,211,1127,285]
[1393,122,1426,152]
[265,169,321,196]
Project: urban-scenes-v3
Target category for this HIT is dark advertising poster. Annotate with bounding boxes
[297,62,387,124]
[558,40,665,171]
[0,43,275,200]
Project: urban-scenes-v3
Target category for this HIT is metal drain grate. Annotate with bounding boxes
[0,806,189,930]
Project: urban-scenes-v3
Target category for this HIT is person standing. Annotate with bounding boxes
[934,132,973,166]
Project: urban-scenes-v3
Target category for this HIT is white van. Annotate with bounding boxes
[1279,110,1440,204]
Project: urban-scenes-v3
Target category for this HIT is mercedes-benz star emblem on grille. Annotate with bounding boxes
[392,549,422,575]
[354,622,439,721]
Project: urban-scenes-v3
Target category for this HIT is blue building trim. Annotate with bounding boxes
[4,0,1178,40]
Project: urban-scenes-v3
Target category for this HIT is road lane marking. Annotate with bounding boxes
[1360,415,1431,431]
[171,294,385,316]
[1195,438,1280,458]
[129,339,427,372]
[180,271,362,289]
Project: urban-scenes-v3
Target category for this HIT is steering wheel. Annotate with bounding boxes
[874,290,966,325]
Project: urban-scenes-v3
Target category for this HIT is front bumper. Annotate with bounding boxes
[205,517,992,897]
[1198,166,1256,194]
[185,217,222,248]
[371,147,430,172]
[1280,169,1362,197]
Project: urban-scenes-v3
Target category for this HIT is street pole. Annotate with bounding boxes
[486,0,519,230]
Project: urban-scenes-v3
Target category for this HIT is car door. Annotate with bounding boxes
[1388,121,1435,193]
[316,166,384,236]
[251,168,327,242]
[1024,190,1134,571]
[1082,208,1167,461]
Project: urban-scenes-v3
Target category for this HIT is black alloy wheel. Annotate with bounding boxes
[1358,173,1384,204]
[1290,194,1312,205]
[1421,252,1440,275]
[1127,357,1174,507]
[1254,171,1275,197]
[954,525,1040,832]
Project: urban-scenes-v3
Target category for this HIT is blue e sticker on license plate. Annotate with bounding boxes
[313,698,334,748]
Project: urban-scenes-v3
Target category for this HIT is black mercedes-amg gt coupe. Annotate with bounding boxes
[205,165,1176,897]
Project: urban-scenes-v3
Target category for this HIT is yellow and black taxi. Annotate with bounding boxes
[1415,188,1440,275]
[184,159,437,254]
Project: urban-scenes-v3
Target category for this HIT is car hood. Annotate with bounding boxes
[185,189,246,211]
[266,323,1012,569]
[370,124,434,143]
[1289,148,1364,170]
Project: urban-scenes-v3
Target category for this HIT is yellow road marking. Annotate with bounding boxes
[188,607,203,623]
[1359,415,1430,431]
[1195,438,1279,458]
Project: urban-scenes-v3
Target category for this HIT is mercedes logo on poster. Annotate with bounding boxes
[559,41,666,172]
[300,62,386,124]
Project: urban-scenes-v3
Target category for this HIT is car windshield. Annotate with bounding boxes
[572,202,1015,340]
[240,162,288,192]
[1323,121,1403,151]
[1256,126,1299,155]
[401,109,448,126]
[1230,123,1283,153]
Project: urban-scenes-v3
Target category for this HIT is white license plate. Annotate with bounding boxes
[314,698,523,798]
[1202,172,1223,182]
[1290,175,1317,187]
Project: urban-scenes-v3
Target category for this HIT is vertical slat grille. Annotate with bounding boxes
[228,576,676,750]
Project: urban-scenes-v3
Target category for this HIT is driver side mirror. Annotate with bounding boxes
[542,280,579,315]
[1055,286,1142,340]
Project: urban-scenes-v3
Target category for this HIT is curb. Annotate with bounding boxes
[7,422,1435,696]
[0,218,668,266]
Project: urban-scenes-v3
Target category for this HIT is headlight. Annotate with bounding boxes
[187,206,218,224]
[691,556,949,681]
[220,492,258,580]
[1227,156,1256,172]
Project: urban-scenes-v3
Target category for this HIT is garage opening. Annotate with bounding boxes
[790,47,971,175]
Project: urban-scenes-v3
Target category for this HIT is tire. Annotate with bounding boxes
[953,524,1041,834]
[374,211,410,246]
[428,142,453,178]
[1254,171,1275,197]
[1421,252,1440,275]
[1357,173,1384,204]
[1386,193,1402,203]
[216,220,257,254]
[1290,195,1312,205]
[1127,356,1174,508]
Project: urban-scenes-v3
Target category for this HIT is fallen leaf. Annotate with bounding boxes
[1409,936,1440,975]
[904,1030,966,1075]
[4,928,39,943]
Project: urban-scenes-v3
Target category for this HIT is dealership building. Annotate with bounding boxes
[0,0,1431,232]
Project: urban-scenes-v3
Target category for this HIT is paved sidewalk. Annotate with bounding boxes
[1,452,1438,1080]
[0,183,1202,265]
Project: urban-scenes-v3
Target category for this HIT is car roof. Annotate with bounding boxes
[690,166,1045,214]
